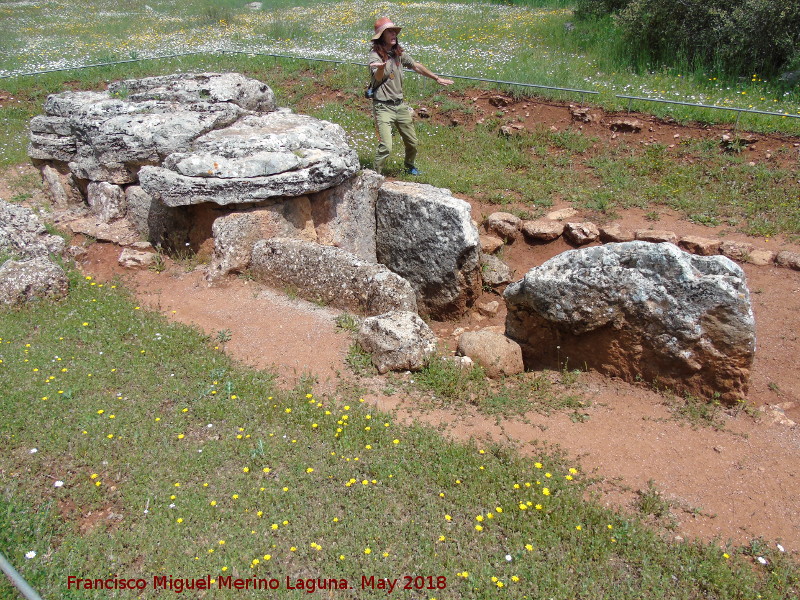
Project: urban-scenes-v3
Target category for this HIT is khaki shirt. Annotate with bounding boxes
[369,49,416,102]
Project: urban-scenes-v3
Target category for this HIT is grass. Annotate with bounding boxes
[2,268,799,599]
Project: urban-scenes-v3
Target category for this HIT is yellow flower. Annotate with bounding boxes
[542,488,550,496]
[364,548,371,554]
[475,524,483,531]
[243,467,249,473]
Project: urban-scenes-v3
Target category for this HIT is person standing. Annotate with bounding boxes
[368,17,453,175]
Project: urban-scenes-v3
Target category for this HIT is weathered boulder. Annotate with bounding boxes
[0,257,69,304]
[39,164,82,209]
[457,330,524,378]
[504,242,755,402]
[250,238,417,316]
[376,181,481,319]
[357,311,437,374]
[0,199,65,259]
[139,110,359,206]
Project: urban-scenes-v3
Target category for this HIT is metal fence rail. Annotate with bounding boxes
[1,49,798,124]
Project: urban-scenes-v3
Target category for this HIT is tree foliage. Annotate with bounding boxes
[575,0,800,78]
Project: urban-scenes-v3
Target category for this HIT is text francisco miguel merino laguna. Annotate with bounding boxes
[67,574,449,593]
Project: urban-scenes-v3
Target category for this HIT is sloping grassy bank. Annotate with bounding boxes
[1,267,798,599]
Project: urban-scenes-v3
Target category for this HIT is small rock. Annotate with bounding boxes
[635,229,678,244]
[480,253,514,286]
[118,248,157,268]
[608,118,642,133]
[720,240,755,262]
[679,235,721,256]
[480,234,504,254]
[457,330,524,379]
[569,105,595,123]
[448,355,474,370]
[357,311,437,374]
[747,249,775,266]
[563,222,599,245]
[775,251,800,271]
[485,212,520,241]
[417,107,430,118]
[546,208,578,221]
[520,219,564,242]
[488,95,512,108]
[476,300,500,317]
[599,223,635,243]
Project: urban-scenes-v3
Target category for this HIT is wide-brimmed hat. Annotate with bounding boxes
[371,17,401,41]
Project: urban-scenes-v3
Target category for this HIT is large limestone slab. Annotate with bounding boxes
[250,238,417,316]
[107,72,277,113]
[139,111,359,206]
[32,92,246,184]
[504,241,755,402]
[376,181,481,319]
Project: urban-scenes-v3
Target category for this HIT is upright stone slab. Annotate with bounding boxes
[376,181,481,319]
[309,169,384,263]
[504,242,756,402]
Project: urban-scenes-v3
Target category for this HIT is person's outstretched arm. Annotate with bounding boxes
[412,62,453,86]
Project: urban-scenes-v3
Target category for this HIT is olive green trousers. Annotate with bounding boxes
[372,101,418,173]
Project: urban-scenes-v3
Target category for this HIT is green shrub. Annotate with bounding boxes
[576,0,800,78]
[616,0,800,78]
